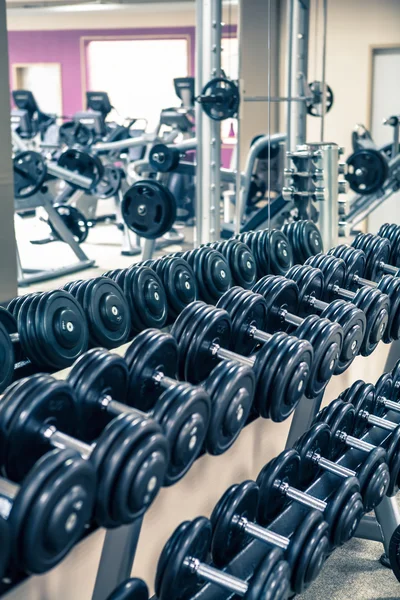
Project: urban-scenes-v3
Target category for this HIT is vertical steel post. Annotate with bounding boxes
[318,143,339,250]
[195,0,222,244]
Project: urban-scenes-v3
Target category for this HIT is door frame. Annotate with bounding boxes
[367,44,400,129]
[12,62,63,114]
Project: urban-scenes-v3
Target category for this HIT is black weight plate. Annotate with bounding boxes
[307,81,334,116]
[287,510,329,594]
[393,359,400,402]
[153,257,197,321]
[68,348,129,440]
[295,423,331,488]
[93,165,122,199]
[323,402,356,460]
[154,383,210,485]
[357,447,390,512]
[257,449,300,523]
[199,77,239,121]
[0,323,15,393]
[324,477,363,548]
[220,240,257,288]
[91,414,168,526]
[149,144,180,173]
[107,579,148,600]
[305,254,347,301]
[265,230,293,275]
[340,381,375,436]
[158,517,211,600]
[123,266,167,332]
[125,329,178,412]
[246,550,291,600]
[375,372,393,416]
[58,148,104,188]
[48,205,89,244]
[59,121,93,148]
[378,223,400,267]
[389,524,400,585]
[10,449,95,574]
[171,302,212,380]
[384,425,400,496]
[253,275,300,333]
[13,151,47,198]
[203,360,255,455]
[34,290,89,369]
[346,149,388,195]
[378,275,400,343]
[20,293,52,368]
[286,264,325,317]
[187,247,232,304]
[211,480,258,565]
[328,244,367,291]
[352,287,389,355]
[83,278,131,348]
[122,180,176,239]
[352,233,391,281]
[4,375,79,481]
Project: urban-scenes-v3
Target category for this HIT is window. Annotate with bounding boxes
[86,38,189,130]
[13,63,63,116]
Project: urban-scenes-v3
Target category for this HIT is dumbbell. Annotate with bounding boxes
[63,277,131,349]
[252,275,343,396]
[0,374,168,527]
[282,220,324,264]
[235,228,293,277]
[106,579,148,600]
[0,448,95,574]
[316,399,400,497]
[216,287,315,418]
[305,253,390,355]
[204,238,258,288]
[139,256,198,322]
[171,301,314,422]
[68,339,210,484]
[210,481,329,593]
[0,291,89,392]
[328,245,400,344]
[378,223,400,267]
[155,516,291,600]
[104,265,168,332]
[172,246,233,304]
[295,423,389,512]
[283,265,366,374]
[352,232,399,279]
[256,448,363,549]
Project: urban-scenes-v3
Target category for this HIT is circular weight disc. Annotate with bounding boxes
[306,81,334,117]
[289,511,329,593]
[13,151,47,199]
[266,230,294,275]
[286,264,325,317]
[93,165,122,199]
[125,329,178,412]
[58,148,104,188]
[121,180,177,239]
[107,578,148,600]
[384,425,400,496]
[257,450,300,524]
[199,77,239,121]
[295,423,331,488]
[378,275,400,343]
[204,360,255,455]
[222,240,257,288]
[211,480,258,566]
[346,149,388,195]
[0,323,15,393]
[246,550,290,600]
[154,257,198,321]
[187,247,232,304]
[149,144,180,173]
[324,477,363,548]
[48,205,89,244]
[158,517,211,600]
[123,266,168,332]
[9,449,95,574]
[357,447,390,512]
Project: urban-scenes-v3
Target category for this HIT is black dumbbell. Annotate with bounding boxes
[352,232,399,279]
[316,400,400,497]
[295,423,389,512]
[171,301,314,421]
[235,229,293,277]
[378,223,400,267]
[0,291,89,391]
[104,265,168,332]
[256,449,363,549]
[68,340,210,485]
[285,264,366,374]
[252,275,343,397]
[282,220,324,264]
[205,239,258,288]
[210,481,329,594]
[392,359,400,402]
[0,449,95,574]
[173,246,233,304]
[63,277,131,349]
[0,374,168,527]
[140,256,198,322]
[328,245,400,344]
[155,516,291,600]
[305,253,390,355]
[106,578,148,600]
[216,287,314,418]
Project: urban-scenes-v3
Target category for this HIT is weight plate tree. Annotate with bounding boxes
[0,374,169,528]
[155,516,291,599]
[121,180,177,239]
[210,480,329,593]
[171,301,314,421]
[68,344,209,485]
[252,276,343,397]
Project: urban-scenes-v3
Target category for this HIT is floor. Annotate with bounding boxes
[13,215,400,599]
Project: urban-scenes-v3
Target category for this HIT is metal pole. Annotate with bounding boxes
[234,0,243,235]
[195,0,222,245]
[318,143,339,250]
[286,0,294,158]
[320,0,328,141]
